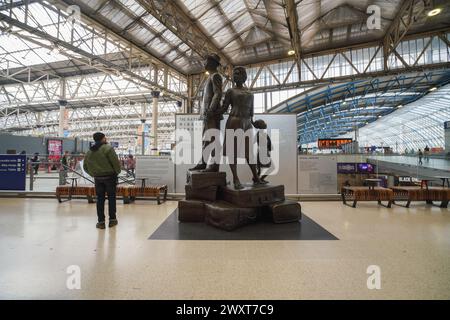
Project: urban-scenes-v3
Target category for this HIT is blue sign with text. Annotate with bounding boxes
[0,154,26,190]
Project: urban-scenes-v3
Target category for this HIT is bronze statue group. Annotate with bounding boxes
[190,53,273,189]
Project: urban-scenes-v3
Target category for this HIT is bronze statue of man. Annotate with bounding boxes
[190,53,223,172]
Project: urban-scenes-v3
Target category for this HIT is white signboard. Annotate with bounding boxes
[174,114,298,193]
[135,155,175,192]
[298,155,337,194]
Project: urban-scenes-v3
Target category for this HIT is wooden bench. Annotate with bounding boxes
[341,186,393,208]
[131,185,168,204]
[117,185,138,204]
[426,187,449,208]
[56,184,168,205]
[392,186,449,208]
[56,184,96,203]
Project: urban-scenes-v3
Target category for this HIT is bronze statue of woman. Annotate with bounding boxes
[222,66,262,189]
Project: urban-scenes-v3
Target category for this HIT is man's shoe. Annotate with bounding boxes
[203,164,219,172]
[109,219,118,228]
[189,162,206,171]
[96,222,106,229]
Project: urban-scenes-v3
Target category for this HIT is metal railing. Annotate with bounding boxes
[28,160,134,190]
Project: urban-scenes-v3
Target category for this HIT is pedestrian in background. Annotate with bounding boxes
[126,154,136,178]
[83,132,121,229]
[31,153,39,175]
[418,149,423,165]
[424,145,430,162]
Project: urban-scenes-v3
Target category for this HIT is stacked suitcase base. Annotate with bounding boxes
[178,171,301,231]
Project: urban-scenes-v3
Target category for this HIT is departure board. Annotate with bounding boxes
[317,138,353,149]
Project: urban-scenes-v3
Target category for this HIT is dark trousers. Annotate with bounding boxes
[94,176,117,223]
[201,117,221,165]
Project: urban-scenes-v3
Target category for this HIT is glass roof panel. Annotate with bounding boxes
[116,0,146,16]
[179,0,213,18]
[356,84,450,150]
[220,0,246,21]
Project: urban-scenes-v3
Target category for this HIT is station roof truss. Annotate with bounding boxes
[0,0,450,144]
[270,69,450,144]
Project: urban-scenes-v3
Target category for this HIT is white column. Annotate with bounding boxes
[140,103,147,155]
[58,100,67,137]
[58,79,67,137]
[151,91,160,154]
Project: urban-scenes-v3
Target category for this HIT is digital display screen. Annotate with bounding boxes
[318,139,353,149]
[357,163,375,173]
[47,139,62,162]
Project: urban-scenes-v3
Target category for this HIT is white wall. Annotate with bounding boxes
[174,114,298,193]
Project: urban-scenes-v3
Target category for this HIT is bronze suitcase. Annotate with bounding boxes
[205,201,258,231]
[178,200,206,222]
[186,171,227,189]
[264,200,301,223]
[220,184,285,208]
[185,185,218,202]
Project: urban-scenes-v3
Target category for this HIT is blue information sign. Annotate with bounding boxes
[0,154,27,190]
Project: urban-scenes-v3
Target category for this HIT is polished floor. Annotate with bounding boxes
[0,198,449,299]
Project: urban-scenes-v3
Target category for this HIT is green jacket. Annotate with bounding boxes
[83,143,121,177]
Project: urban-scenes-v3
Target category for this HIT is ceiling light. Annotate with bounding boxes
[287,49,295,56]
[427,8,442,16]
[342,101,347,105]
[397,104,403,108]
[429,86,437,92]
[378,115,382,118]
[205,71,209,75]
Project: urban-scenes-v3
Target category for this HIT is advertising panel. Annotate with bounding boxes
[47,139,62,162]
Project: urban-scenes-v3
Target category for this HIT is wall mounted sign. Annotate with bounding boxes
[337,162,357,174]
[0,154,26,190]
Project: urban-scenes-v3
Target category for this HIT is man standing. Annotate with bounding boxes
[60,151,70,185]
[83,132,121,229]
[190,53,223,172]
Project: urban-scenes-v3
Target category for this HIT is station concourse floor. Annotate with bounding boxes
[0,198,449,300]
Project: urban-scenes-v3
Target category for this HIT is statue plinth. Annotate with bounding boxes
[219,184,284,208]
[178,171,301,231]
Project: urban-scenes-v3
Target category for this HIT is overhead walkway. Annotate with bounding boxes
[367,155,450,181]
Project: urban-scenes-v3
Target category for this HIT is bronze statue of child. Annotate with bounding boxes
[252,119,272,184]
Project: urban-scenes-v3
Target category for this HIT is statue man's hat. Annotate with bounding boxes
[206,53,221,65]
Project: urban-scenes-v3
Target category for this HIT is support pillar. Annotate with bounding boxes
[58,99,68,137]
[140,103,147,155]
[58,78,67,138]
[151,90,160,155]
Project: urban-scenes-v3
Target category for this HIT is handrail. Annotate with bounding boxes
[28,160,135,190]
